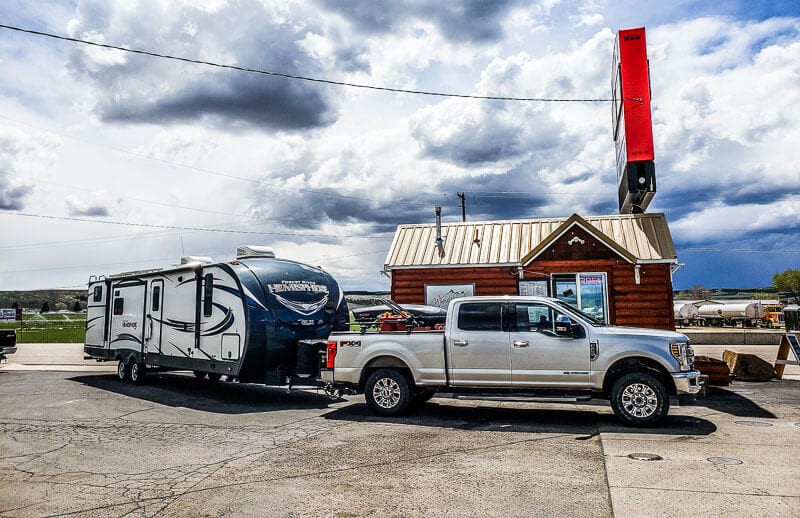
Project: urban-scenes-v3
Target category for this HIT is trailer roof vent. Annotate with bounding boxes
[180,256,213,266]
[236,245,276,259]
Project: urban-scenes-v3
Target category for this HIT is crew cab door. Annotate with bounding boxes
[447,302,511,386]
[509,302,589,388]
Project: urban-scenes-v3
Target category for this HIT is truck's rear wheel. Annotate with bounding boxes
[117,359,130,382]
[610,372,669,427]
[365,368,411,416]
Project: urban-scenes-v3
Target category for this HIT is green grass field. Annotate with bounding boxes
[1,313,86,343]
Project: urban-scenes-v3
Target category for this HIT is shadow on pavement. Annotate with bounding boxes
[690,382,795,419]
[323,400,717,437]
[69,371,336,414]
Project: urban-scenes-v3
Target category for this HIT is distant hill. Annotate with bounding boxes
[0,290,87,312]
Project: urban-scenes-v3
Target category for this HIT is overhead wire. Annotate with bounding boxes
[0,24,624,103]
[0,211,395,239]
[0,115,449,209]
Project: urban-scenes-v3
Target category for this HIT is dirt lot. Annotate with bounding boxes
[1,344,799,517]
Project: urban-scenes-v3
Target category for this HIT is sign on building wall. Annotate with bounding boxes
[519,280,548,297]
[425,284,475,309]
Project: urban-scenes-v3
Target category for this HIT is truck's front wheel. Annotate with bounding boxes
[365,369,411,416]
[610,372,669,427]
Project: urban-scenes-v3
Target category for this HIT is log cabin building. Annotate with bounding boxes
[383,213,679,331]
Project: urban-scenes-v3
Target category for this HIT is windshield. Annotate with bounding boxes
[553,299,605,327]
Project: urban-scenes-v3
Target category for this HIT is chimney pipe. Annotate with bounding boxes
[435,206,444,255]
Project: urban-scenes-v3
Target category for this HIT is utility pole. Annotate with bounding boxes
[457,192,466,222]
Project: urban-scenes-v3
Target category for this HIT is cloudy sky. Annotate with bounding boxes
[0,0,798,294]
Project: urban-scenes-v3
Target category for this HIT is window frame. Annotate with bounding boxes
[112,297,124,316]
[456,302,506,332]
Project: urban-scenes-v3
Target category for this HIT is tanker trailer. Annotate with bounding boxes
[673,302,700,326]
[697,303,766,327]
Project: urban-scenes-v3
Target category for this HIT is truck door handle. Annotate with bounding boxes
[513,340,529,348]
[453,340,468,347]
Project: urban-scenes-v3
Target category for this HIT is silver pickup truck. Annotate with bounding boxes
[322,296,701,426]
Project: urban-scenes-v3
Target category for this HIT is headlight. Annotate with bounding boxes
[670,341,693,371]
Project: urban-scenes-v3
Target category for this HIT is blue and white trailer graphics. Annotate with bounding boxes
[84,246,349,385]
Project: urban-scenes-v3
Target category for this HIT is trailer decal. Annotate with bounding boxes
[158,317,196,333]
[167,340,191,357]
[193,346,215,360]
[201,303,236,336]
[273,292,329,316]
[111,333,143,345]
[86,315,103,330]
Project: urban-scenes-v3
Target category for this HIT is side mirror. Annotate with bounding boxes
[554,323,571,336]
[555,322,582,338]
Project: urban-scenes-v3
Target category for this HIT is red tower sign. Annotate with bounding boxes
[612,27,655,214]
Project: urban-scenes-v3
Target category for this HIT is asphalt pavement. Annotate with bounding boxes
[1,343,799,517]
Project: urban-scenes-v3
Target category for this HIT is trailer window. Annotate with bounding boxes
[457,303,504,331]
[93,286,103,302]
[152,286,161,312]
[203,274,213,317]
[113,297,124,315]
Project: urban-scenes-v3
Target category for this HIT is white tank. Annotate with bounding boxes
[674,303,699,319]
[697,303,766,319]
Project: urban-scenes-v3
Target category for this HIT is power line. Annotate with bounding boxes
[0,248,391,275]
[0,211,395,240]
[0,115,452,208]
[0,23,621,103]
[681,247,800,254]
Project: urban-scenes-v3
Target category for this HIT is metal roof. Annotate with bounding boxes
[384,212,677,269]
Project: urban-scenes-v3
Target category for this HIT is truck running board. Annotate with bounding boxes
[450,394,592,403]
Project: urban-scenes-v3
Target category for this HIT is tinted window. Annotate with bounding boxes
[152,286,161,312]
[457,303,503,331]
[113,297,124,315]
[203,274,213,317]
[93,286,103,303]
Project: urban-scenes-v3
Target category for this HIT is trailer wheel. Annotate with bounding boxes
[365,368,412,416]
[207,373,222,382]
[117,359,130,382]
[193,370,207,380]
[129,362,146,385]
[610,372,669,427]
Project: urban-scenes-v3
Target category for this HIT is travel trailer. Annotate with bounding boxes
[84,246,348,386]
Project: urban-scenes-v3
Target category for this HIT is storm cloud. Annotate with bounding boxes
[317,0,522,42]
[0,127,55,211]
[66,0,342,131]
